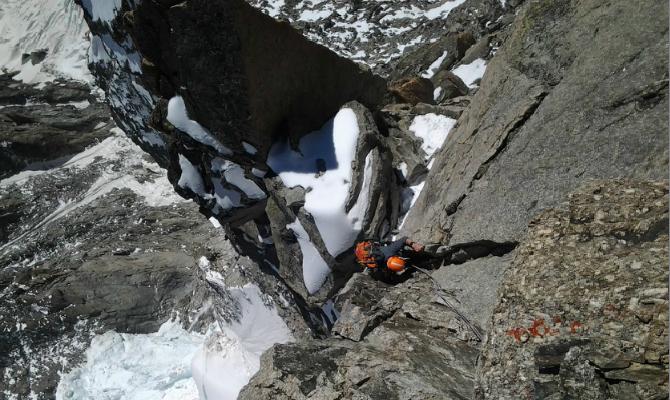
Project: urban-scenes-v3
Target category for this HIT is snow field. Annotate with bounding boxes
[0,0,92,83]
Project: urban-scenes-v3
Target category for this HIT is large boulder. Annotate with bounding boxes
[402,0,669,247]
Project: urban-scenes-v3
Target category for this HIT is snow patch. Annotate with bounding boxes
[211,158,265,200]
[242,141,257,155]
[56,320,205,400]
[0,0,92,83]
[268,107,368,258]
[192,284,292,400]
[452,58,487,88]
[167,96,233,156]
[80,0,122,24]
[422,50,448,78]
[398,181,426,230]
[409,113,456,159]
[178,155,206,196]
[286,218,331,294]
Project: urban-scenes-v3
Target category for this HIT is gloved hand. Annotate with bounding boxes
[411,242,424,252]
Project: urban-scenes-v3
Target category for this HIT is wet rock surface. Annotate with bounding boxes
[477,180,669,399]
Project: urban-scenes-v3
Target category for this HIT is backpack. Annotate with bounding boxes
[355,240,384,269]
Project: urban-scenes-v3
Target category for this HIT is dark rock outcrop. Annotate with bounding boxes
[477,179,669,399]
[130,0,389,157]
[76,0,403,305]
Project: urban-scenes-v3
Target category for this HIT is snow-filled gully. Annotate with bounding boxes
[267,107,373,294]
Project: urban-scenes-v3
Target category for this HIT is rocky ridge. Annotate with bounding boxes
[1,0,667,399]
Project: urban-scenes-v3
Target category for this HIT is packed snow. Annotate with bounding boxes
[178,155,207,196]
[452,58,488,88]
[268,107,371,258]
[167,96,233,156]
[409,113,457,159]
[0,0,92,83]
[286,218,332,294]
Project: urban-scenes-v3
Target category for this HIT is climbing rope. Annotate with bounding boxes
[410,264,484,342]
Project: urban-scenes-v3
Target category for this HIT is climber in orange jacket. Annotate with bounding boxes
[355,237,424,277]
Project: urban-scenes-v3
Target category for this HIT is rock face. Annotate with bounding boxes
[130,0,389,156]
[403,0,669,248]
[264,101,400,302]
[239,179,668,400]
[477,180,669,399]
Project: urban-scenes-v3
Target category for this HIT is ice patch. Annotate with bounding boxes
[268,107,369,258]
[167,96,233,156]
[452,58,487,88]
[409,113,456,159]
[287,218,332,294]
[56,320,205,400]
